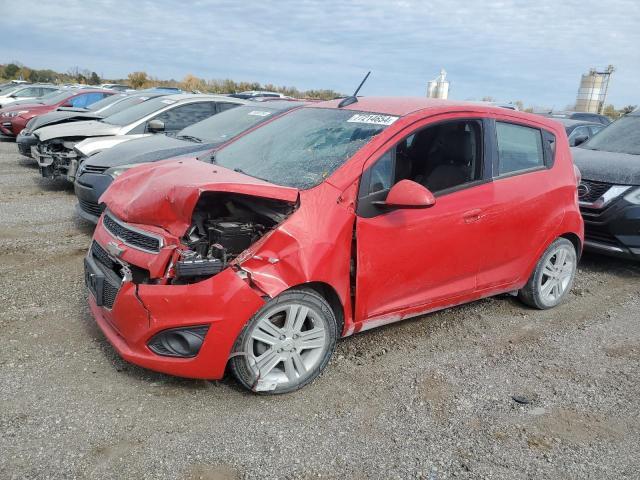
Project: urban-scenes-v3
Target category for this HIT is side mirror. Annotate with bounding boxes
[147,119,165,133]
[61,101,73,107]
[375,179,436,209]
[573,135,588,147]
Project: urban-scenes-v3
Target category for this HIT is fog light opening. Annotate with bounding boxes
[147,325,209,358]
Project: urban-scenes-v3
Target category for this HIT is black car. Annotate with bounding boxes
[74,100,305,223]
[555,118,605,147]
[16,92,167,157]
[544,111,612,126]
[572,110,640,259]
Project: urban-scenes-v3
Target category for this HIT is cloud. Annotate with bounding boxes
[1,0,639,107]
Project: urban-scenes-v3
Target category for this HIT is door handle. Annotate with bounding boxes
[463,209,483,223]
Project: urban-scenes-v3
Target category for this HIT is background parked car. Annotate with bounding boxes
[16,92,168,157]
[34,94,245,181]
[229,90,290,99]
[0,84,59,108]
[542,111,611,125]
[554,118,605,146]
[572,109,640,259]
[74,100,305,222]
[0,88,114,138]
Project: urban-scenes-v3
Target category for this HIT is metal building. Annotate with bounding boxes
[427,69,449,99]
[575,66,614,114]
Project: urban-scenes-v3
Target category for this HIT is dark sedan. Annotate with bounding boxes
[572,109,640,259]
[74,100,305,223]
[555,118,604,147]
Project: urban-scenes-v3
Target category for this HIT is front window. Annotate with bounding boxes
[184,104,280,143]
[215,108,396,189]
[580,115,640,155]
[101,97,177,126]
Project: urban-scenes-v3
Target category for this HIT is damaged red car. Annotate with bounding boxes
[86,97,583,393]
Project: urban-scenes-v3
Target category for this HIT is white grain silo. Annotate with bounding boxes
[575,66,614,114]
[427,69,449,99]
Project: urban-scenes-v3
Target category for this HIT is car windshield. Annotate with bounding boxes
[101,96,176,126]
[40,90,75,106]
[182,105,282,143]
[215,108,397,189]
[96,95,160,116]
[0,84,22,94]
[85,94,126,112]
[581,115,640,155]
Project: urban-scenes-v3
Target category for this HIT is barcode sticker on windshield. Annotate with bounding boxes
[347,114,399,126]
[248,110,271,116]
[161,99,176,104]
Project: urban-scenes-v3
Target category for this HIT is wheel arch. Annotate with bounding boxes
[560,232,583,260]
[287,281,346,337]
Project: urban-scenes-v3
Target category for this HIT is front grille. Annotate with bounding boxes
[91,241,116,270]
[79,198,104,217]
[579,180,612,203]
[103,213,161,253]
[89,241,122,309]
[585,225,620,247]
[102,280,119,309]
[82,164,109,174]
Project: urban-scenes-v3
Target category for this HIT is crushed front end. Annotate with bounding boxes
[85,193,297,379]
[35,137,84,180]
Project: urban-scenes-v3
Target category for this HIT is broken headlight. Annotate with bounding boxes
[105,162,150,179]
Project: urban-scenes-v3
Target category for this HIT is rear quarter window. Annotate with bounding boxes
[496,122,545,176]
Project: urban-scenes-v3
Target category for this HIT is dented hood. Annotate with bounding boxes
[35,120,121,142]
[100,158,299,236]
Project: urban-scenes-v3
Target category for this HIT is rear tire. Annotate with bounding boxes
[518,238,577,310]
[230,289,338,394]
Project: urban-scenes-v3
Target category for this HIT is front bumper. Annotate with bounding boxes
[0,115,28,138]
[74,171,113,223]
[16,132,37,157]
[581,199,640,260]
[86,220,266,379]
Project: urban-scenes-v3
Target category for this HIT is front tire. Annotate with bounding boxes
[519,238,577,309]
[230,289,338,394]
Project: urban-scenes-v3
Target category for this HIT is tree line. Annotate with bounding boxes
[0,62,343,100]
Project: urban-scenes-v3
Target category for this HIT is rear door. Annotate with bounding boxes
[475,119,559,290]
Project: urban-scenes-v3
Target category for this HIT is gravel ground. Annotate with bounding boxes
[1,139,639,480]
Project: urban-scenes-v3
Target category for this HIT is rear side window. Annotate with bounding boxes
[154,101,217,132]
[496,122,544,176]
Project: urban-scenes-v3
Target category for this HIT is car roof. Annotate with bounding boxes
[552,118,601,127]
[159,93,249,103]
[305,96,556,126]
[244,99,307,111]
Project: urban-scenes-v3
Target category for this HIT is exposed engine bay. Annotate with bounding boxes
[175,193,296,281]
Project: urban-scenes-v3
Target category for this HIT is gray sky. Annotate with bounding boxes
[1,0,639,108]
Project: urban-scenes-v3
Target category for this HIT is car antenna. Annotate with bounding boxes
[338,71,371,108]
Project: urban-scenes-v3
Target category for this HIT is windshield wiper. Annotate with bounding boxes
[176,134,203,143]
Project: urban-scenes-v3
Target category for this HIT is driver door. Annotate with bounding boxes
[354,116,493,325]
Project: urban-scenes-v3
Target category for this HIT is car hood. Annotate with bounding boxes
[35,120,121,142]
[85,134,216,168]
[1,102,48,113]
[101,158,299,237]
[27,111,103,132]
[571,147,640,185]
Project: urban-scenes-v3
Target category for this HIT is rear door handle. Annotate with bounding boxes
[463,209,483,223]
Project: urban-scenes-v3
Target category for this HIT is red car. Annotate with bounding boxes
[0,89,114,138]
[86,97,583,393]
